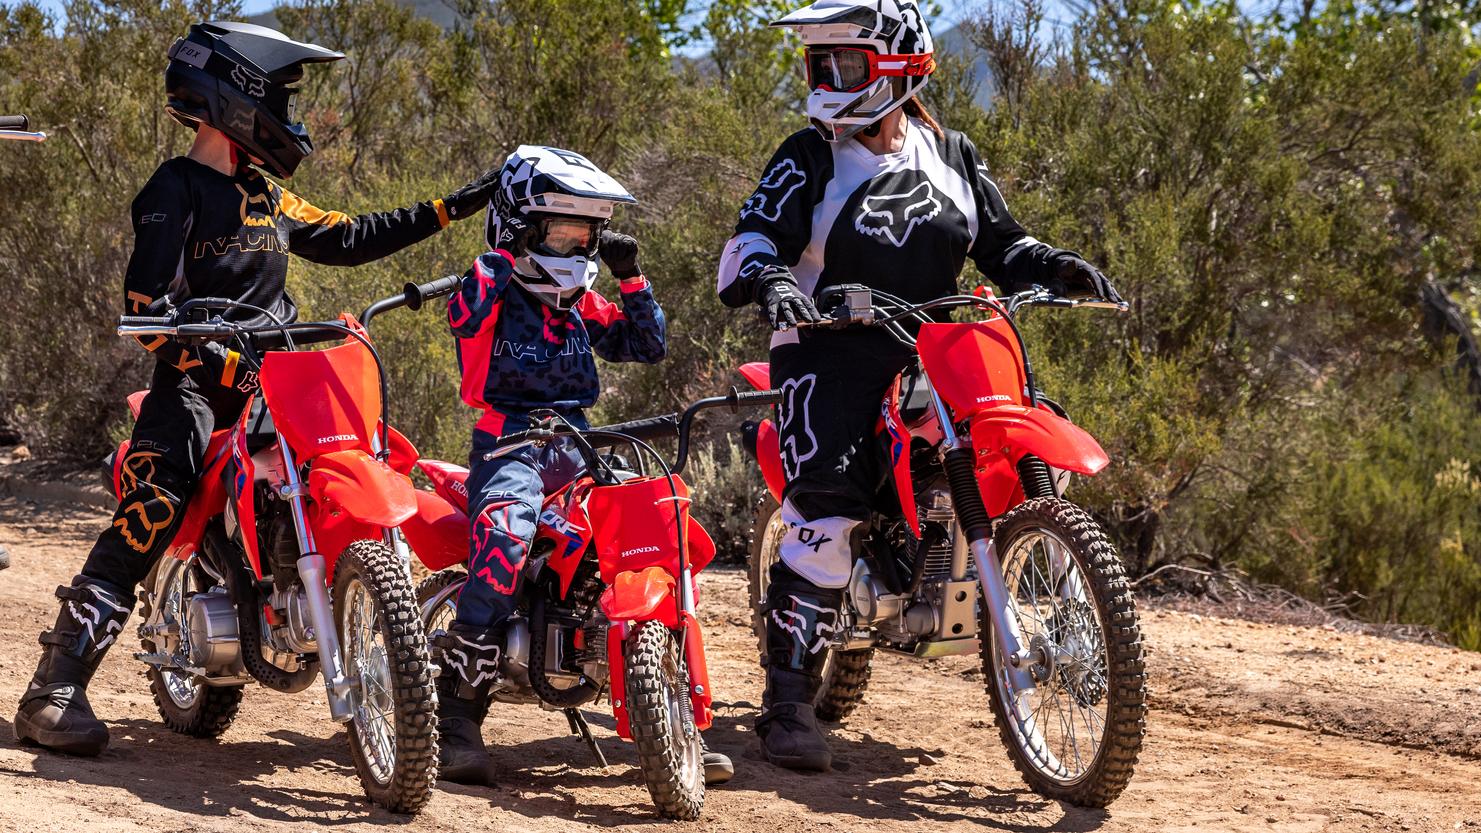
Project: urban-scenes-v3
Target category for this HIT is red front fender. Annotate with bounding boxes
[307,449,418,528]
[599,566,678,627]
[970,405,1110,475]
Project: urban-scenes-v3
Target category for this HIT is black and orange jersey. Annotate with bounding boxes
[123,156,450,386]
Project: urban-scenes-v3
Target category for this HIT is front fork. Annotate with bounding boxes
[277,436,356,722]
[928,387,1039,696]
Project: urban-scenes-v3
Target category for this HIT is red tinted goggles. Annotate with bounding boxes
[804,47,936,93]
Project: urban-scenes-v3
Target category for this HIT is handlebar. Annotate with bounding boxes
[488,387,785,478]
[359,275,463,331]
[794,286,1127,333]
[0,114,45,142]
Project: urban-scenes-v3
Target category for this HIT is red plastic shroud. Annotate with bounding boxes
[734,313,1112,523]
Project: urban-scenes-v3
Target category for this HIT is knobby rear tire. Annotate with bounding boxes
[332,540,439,814]
[140,557,244,738]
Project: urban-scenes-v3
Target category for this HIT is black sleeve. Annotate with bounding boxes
[960,134,1066,294]
[279,187,449,267]
[717,131,830,307]
[121,164,234,384]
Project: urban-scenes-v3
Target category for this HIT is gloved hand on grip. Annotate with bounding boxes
[599,230,642,279]
[755,267,821,331]
[1053,254,1124,304]
[443,166,501,221]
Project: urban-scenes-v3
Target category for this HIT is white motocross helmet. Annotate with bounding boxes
[485,145,637,311]
[772,0,936,143]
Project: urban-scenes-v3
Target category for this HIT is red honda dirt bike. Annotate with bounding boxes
[739,284,1147,807]
[110,276,462,813]
[402,392,778,820]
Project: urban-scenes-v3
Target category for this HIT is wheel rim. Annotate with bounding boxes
[662,634,703,790]
[991,527,1111,786]
[341,577,397,785]
[159,559,201,709]
[422,578,462,638]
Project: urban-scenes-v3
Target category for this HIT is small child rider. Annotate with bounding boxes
[436,146,734,786]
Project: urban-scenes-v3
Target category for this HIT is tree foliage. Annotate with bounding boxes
[0,0,1477,645]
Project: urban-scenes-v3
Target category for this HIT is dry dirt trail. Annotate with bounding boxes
[1,495,1479,833]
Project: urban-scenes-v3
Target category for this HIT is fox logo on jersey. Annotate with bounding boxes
[741,158,807,223]
[855,180,943,247]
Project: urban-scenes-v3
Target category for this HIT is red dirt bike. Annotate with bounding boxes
[739,284,1147,807]
[110,276,462,813]
[402,392,779,820]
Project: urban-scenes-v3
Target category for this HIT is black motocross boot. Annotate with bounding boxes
[14,580,134,756]
[434,623,503,785]
[701,734,735,785]
[755,564,844,772]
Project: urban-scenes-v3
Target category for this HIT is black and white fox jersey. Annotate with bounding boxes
[717,119,1068,339]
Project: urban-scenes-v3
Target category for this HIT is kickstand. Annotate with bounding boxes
[565,708,608,768]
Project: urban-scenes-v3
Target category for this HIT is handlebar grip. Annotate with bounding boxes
[734,389,783,406]
[403,275,463,311]
[118,315,172,327]
[175,322,238,340]
[589,414,680,443]
[0,115,29,131]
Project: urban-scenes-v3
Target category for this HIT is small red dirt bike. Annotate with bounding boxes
[111,277,461,813]
[739,284,1148,807]
[402,392,778,820]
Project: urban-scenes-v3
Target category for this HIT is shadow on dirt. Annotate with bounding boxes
[0,717,413,826]
[461,709,1109,832]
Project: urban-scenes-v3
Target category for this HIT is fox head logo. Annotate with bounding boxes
[741,158,807,223]
[855,180,943,248]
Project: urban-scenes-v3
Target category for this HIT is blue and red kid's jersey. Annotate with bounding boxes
[448,250,666,434]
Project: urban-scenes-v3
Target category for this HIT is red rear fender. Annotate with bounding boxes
[738,362,771,391]
[402,489,469,571]
[970,406,1109,475]
[415,459,470,513]
[756,419,784,503]
[126,391,148,420]
[308,450,418,528]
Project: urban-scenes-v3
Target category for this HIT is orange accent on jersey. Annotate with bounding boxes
[236,183,277,228]
[136,335,168,353]
[221,350,241,386]
[126,291,154,313]
[433,198,450,228]
[279,189,351,227]
[172,352,203,373]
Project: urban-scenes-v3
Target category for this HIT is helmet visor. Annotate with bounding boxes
[806,47,874,92]
[532,216,603,257]
[262,86,300,125]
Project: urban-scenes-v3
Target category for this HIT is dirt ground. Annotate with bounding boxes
[0,495,1478,833]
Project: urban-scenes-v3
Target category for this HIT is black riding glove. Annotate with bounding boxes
[443,166,500,222]
[755,267,821,331]
[599,230,642,279]
[1054,254,1124,303]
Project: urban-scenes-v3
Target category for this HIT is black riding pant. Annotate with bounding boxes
[80,361,249,592]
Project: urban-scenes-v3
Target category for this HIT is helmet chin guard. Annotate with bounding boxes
[772,0,936,143]
[513,252,598,311]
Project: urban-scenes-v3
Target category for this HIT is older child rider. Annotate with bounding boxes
[438,145,733,787]
[14,21,499,757]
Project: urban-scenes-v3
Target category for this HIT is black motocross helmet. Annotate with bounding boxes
[165,22,343,178]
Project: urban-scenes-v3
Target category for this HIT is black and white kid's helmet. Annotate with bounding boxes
[772,0,936,143]
[485,145,637,311]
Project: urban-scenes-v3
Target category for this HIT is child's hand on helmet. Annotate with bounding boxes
[1053,254,1124,303]
[443,166,501,221]
[599,230,642,279]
